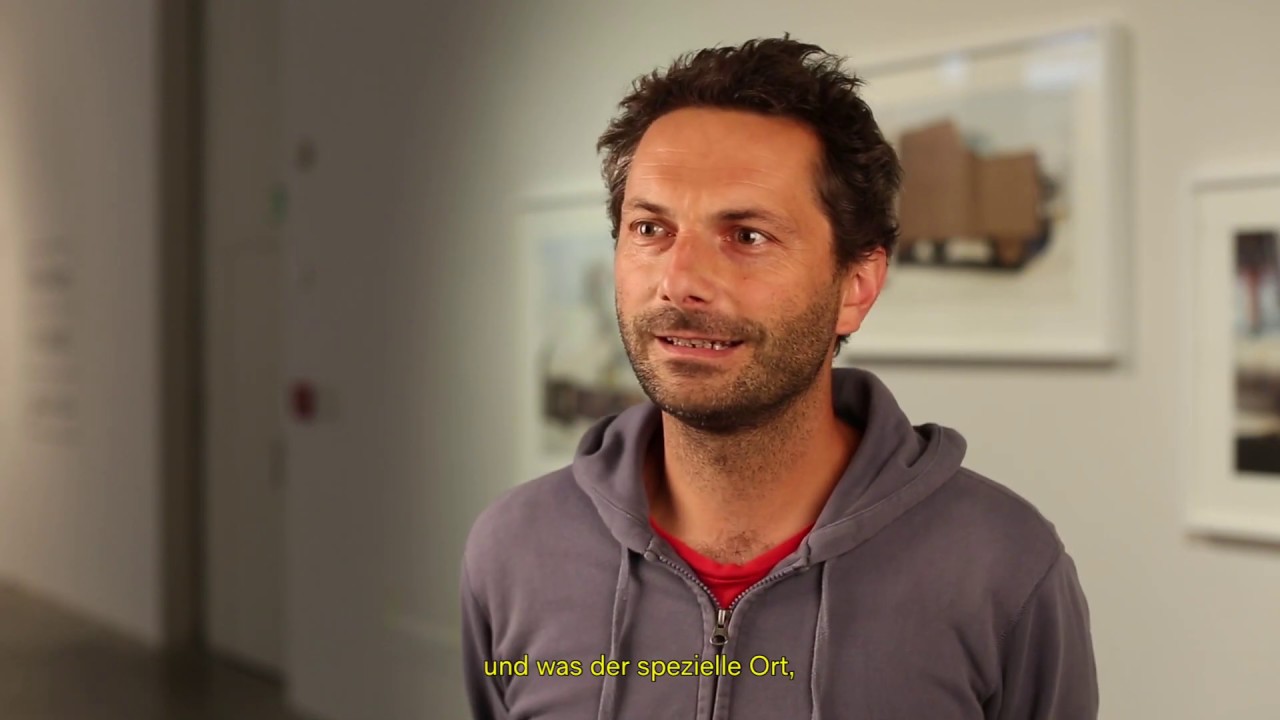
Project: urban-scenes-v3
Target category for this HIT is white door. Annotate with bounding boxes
[277,1,468,716]
[203,0,286,674]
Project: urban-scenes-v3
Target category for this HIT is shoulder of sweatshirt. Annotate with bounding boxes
[461,466,611,601]
[901,465,1075,630]
[942,465,1067,559]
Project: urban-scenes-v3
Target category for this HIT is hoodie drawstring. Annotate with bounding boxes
[810,561,830,719]
[597,544,635,720]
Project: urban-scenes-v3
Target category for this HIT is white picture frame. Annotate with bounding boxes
[1184,167,1280,545]
[513,191,645,481]
[838,21,1129,363]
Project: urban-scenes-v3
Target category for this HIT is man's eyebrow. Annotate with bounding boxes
[624,199,798,233]
[717,207,798,234]
[625,198,670,216]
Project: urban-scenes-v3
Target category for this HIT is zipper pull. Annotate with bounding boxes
[710,608,730,647]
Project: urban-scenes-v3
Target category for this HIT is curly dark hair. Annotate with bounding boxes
[597,35,902,354]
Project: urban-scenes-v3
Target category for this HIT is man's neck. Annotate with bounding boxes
[645,379,858,564]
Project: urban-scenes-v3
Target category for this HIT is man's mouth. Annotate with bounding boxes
[658,336,744,351]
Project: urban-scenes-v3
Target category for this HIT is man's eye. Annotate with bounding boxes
[734,228,768,246]
[635,221,663,237]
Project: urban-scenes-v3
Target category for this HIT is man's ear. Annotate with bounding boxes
[835,247,888,337]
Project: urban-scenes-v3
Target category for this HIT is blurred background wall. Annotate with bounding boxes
[2,1,1279,719]
[0,0,164,645]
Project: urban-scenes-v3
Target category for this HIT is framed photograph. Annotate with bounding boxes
[1185,168,1280,545]
[513,192,645,480]
[838,21,1129,362]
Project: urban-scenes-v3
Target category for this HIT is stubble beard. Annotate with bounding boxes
[617,284,843,435]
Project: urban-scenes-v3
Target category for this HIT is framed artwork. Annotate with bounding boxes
[838,21,1129,362]
[513,191,645,480]
[1185,168,1280,545]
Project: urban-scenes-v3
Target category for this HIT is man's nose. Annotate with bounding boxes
[658,231,721,307]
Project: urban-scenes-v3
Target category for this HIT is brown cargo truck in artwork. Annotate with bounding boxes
[895,119,1052,270]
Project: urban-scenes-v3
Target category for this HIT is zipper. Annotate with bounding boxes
[651,550,807,719]
[711,608,729,647]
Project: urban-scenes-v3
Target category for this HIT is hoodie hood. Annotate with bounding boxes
[571,366,968,563]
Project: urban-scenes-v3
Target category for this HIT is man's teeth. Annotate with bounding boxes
[665,337,735,350]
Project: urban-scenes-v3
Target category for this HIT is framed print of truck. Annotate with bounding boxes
[838,21,1129,362]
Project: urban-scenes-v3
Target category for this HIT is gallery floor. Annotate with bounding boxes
[0,583,308,719]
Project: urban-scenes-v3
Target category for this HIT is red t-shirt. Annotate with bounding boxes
[650,517,813,608]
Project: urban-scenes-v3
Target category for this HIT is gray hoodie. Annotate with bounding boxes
[461,367,1097,719]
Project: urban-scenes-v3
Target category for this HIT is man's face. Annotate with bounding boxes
[614,107,881,433]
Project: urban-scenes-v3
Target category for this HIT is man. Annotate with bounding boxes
[461,36,1097,719]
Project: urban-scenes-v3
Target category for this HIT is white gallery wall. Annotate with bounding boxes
[259,0,1280,718]
[0,0,164,644]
